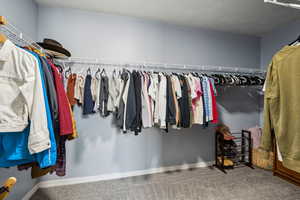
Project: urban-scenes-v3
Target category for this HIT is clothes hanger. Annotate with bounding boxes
[289,35,300,46]
[87,67,91,75]
[64,65,72,79]
[100,68,107,76]
[95,68,101,80]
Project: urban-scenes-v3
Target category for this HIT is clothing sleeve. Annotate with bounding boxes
[173,76,182,99]
[90,78,96,101]
[148,76,156,100]
[260,61,279,157]
[107,76,115,112]
[19,54,51,154]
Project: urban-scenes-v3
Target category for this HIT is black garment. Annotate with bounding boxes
[116,71,129,129]
[131,71,142,135]
[83,74,95,115]
[99,75,109,117]
[40,57,60,136]
[166,75,176,125]
[178,75,190,128]
[125,72,137,132]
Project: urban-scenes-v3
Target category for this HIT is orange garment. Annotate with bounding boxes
[67,74,77,106]
[67,103,78,140]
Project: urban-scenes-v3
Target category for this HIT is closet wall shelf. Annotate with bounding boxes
[57,57,266,75]
[0,16,44,53]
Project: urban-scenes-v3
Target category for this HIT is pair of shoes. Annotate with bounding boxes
[218,157,234,167]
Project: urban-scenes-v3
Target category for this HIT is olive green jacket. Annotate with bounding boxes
[261,45,300,173]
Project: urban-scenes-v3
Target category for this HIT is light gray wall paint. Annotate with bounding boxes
[0,1,38,199]
[260,20,300,68]
[37,6,262,181]
[0,0,38,40]
[37,6,260,68]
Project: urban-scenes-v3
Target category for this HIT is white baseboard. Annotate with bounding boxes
[22,161,213,199]
[22,183,40,200]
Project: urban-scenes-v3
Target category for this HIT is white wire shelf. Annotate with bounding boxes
[0,16,44,53]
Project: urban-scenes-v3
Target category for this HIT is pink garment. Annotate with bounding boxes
[248,126,262,149]
[192,78,202,111]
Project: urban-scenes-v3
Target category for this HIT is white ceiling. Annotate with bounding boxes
[35,0,300,36]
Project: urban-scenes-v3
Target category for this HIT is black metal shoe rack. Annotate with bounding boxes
[214,130,254,173]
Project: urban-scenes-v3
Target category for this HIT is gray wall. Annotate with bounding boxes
[0,0,38,39]
[0,1,38,199]
[260,20,300,68]
[37,6,262,181]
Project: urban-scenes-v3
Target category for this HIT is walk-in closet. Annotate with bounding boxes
[0,0,300,199]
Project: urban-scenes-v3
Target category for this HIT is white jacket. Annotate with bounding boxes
[0,40,50,154]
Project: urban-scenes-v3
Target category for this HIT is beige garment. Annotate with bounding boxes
[141,73,152,128]
[171,77,180,127]
[151,74,160,125]
[74,75,85,104]
[91,77,98,102]
[92,77,101,112]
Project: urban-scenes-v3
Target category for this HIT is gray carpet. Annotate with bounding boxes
[30,167,300,200]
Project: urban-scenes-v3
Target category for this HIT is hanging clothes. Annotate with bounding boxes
[116,70,129,130]
[141,72,152,128]
[66,73,77,107]
[0,49,57,169]
[178,75,190,128]
[0,40,51,154]
[83,74,95,115]
[74,74,85,105]
[166,75,176,126]
[49,60,74,136]
[261,45,300,173]
[209,78,218,124]
[158,73,167,129]
[192,76,204,125]
[60,65,225,134]
[124,72,137,132]
[92,76,101,112]
[99,73,109,117]
[131,71,142,134]
[39,56,60,135]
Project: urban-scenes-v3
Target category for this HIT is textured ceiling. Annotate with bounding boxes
[35,0,300,36]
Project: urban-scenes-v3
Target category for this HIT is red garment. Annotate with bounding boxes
[48,60,73,135]
[209,81,218,124]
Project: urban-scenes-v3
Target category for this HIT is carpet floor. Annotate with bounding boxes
[30,167,300,200]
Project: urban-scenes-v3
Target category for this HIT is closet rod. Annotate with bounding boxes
[57,57,266,74]
[0,16,44,53]
[264,0,300,9]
